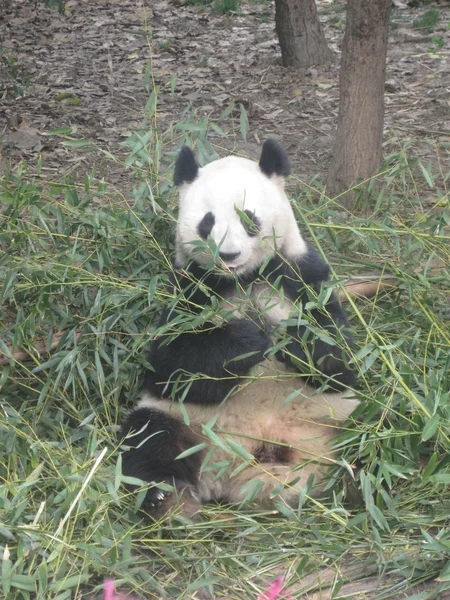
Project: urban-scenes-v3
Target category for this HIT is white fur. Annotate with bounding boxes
[175,156,307,274]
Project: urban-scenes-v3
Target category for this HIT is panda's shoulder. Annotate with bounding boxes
[264,246,330,287]
[297,245,331,284]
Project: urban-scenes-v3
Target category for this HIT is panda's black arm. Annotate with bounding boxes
[144,317,271,405]
[285,297,356,391]
[267,246,356,391]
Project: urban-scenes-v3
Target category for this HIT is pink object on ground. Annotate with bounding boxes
[257,577,291,600]
[103,579,116,600]
[102,576,291,600]
[102,579,137,600]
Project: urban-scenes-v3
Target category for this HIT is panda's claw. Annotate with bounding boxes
[144,486,169,513]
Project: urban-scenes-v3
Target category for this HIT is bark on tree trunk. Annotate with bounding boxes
[275,0,333,68]
[326,0,391,208]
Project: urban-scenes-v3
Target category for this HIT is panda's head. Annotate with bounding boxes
[174,140,307,277]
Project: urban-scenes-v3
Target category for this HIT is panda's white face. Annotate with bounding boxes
[175,144,307,277]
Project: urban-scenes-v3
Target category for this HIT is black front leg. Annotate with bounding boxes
[145,318,271,404]
[286,295,356,391]
[265,247,356,391]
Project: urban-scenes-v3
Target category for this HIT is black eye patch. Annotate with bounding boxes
[241,210,261,237]
[197,211,215,240]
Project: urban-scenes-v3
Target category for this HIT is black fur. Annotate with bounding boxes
[144,318,271,404]
[262,248,355,391]
[174,146,199,186]
[168,264,237,311]
[143,262,271,406]
[121,407,201,511]
[293,245,331,287]
[259,139,291,178]
[197,211,215,240]
[285,313,355,391]
[242,210,261,237]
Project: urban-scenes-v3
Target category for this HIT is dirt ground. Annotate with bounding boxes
[1,0,449,193]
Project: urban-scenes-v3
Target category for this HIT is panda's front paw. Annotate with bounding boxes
[317,355,356,391]
[227,319,272,369]
[230,319,271,349]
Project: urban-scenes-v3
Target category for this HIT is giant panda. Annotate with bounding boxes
[121,140,359,519]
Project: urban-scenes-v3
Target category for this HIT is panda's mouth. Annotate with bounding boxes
[217,254,250,274]
[219,261,245,275]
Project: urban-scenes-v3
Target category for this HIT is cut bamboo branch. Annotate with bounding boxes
[337,274,399,301]
[337,257,446,302]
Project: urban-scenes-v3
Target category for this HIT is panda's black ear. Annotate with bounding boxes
[174,146,199,186]
[259,139,291,178]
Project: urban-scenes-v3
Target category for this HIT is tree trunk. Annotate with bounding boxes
[326,0,391,208]
[275,0,333,68]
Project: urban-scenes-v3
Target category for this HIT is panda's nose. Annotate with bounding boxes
[219,251,241,262]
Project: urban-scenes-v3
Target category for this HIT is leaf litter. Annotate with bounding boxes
[0,0,449,191]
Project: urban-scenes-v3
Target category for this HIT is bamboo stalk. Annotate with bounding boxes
[337,274,399,301]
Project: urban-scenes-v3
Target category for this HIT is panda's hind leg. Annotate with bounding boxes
[121,406,202,519]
